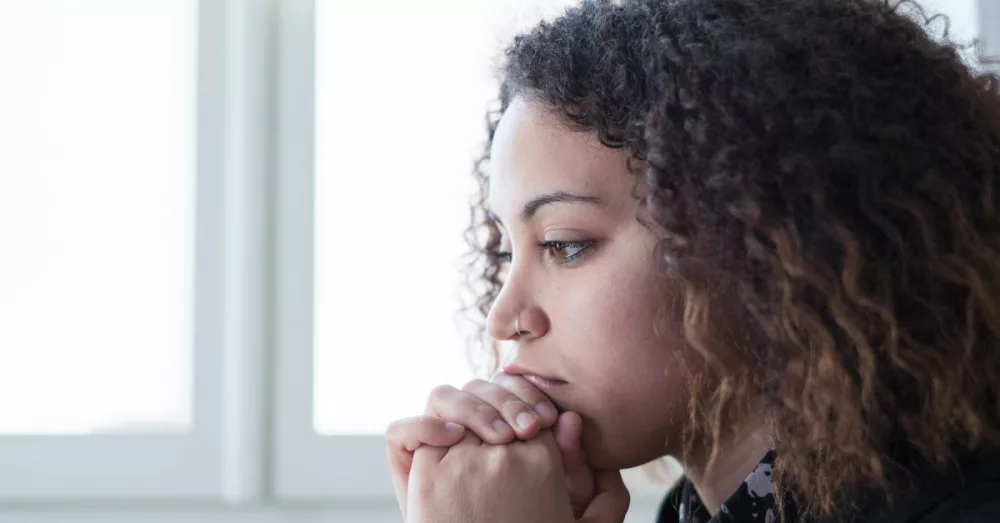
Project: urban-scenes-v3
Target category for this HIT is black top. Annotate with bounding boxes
[656,451,797,523]
[655,448,1000,523]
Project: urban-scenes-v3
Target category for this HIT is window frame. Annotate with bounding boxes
[269,0,670,506]
[2,0,994,510]
[0,0,275,503]
[270,0,396,501]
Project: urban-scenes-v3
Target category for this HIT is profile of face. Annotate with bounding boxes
[485,96,694,470]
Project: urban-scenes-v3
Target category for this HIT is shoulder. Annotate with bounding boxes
[908,479,1000,523]
[859,448,1000,523]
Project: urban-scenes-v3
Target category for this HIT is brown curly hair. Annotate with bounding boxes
[462,0,1000,517]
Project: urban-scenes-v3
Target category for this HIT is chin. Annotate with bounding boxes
[581,431,663,470]
[585,446,657,470]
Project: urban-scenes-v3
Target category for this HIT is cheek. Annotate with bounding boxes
[556,261,692,467]
[578,357,688,468]
[560,259,677,371]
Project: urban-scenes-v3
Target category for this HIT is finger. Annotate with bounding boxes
[410,442,449,479]
[425,384,515,444]
[553,411,595,517]
[386,415,467,454]
[461,376,554,439]
[578,469,630,523]
[489,373,560,425]
[454,428,484,447]
[434,430,484,470]
[385,415,466,517]
[435,429,484,467]
[553,411,585,474]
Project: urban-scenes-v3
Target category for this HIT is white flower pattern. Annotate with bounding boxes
[658,451,798,523]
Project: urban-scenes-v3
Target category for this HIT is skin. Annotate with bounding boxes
[387,96,770,518]
[484,95,689,470]
[406,426,629,523]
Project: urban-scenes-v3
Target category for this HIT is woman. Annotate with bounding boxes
[386,0,1000,521]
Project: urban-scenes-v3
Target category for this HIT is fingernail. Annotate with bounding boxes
[516,411,538,430]
[444,422,464,434]
[493,419,512,436]
[534,403,554,420]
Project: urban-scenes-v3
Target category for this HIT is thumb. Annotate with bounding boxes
[578,469,630,523]
[553,411,595,517]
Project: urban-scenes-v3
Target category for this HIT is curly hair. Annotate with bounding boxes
[462,0,1000,517]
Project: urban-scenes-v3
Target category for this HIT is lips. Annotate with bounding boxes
[521,373,566,389]
[502,363,567,389]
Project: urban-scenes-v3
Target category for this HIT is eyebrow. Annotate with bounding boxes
[488,190,606,226]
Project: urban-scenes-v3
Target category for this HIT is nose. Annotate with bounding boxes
[486,302,548,342]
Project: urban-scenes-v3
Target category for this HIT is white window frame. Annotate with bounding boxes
[269,0,999,507]
[270,0,396,501]
[0,0,274,503]
[268,0,668,507]
[2,0,996,515]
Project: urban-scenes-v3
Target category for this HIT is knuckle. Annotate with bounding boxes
[385,416,415,442]
[499,374,543,399]
[488,370,512,384]
[484,445,510,473]
[522,439,556,464]
[473,403,501,424]
[498,397,528,415]
[415,415,442,435]
[426,385,459,411]
[428,384,457,401]
[460,378,489,392]
[488,371,517,387]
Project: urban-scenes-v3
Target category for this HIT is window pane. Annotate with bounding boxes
[0,0,196,434]
[922,0,978,43]
[314,0,578,435]
[313,0,980,435]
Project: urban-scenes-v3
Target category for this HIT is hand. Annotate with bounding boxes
[406,429,575,523]
[406,429,631,523]
[423,373,561,443]
[386,374,595,518]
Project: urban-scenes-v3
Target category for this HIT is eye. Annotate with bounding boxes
[491,235,513,266]
[492,250,512,263]
[538,240,595,265]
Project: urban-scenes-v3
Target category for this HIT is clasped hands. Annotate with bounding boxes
[386,373,630,523]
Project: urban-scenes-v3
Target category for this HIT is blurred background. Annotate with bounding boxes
[0,0,990,522]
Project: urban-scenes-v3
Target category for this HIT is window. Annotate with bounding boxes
[0,0,267,502]
[0,0,194,438]
[309,0,983,439]
[274,0,684,508]
[923,0,978,43]
[275,0,608,500]
[1,1,992,521]
[0,0,215,501]
[310,0,580,437]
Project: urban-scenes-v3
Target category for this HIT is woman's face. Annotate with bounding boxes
[486,96,692,469]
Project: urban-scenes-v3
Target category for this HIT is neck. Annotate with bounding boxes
[684,427,771,514]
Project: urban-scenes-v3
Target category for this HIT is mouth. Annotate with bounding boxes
[521,373,568,390]
[502,363,568,390]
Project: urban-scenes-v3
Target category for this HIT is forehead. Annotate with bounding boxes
[488,97,631,213]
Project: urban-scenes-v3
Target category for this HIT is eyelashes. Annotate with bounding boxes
[492,251,513,263]
[538,240,594,265]
[492,239,597,267]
